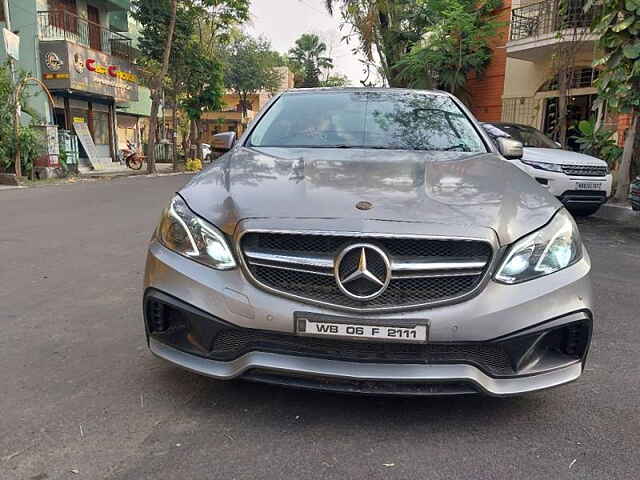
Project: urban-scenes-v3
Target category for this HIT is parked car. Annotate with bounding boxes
[201,143,212,162]
[482,122,612,216]
[631,176,640,211]
[144,89,592,396]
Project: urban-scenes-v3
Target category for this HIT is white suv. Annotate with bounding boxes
[483,123,612,216]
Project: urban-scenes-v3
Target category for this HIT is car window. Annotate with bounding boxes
[248,91,488,153]
[496,125,560,149]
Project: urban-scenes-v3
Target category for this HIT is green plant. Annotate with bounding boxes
[590,0,640,200]
[572,119,623,169]
[395,0,502,101]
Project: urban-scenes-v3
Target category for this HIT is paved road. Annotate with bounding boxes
[1,175,639,480]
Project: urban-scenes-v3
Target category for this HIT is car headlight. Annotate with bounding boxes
[157,195,236,270]
[495,209,582,284]
[521,159,563,172]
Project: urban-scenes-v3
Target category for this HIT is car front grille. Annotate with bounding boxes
[239,231,493,311]
[210,328,514,376]
[561,164,608,177]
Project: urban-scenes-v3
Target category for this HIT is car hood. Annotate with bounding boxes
[180,147,561,245]
[523,147,607,167]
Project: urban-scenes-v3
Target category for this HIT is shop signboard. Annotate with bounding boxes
[40,41,139,103]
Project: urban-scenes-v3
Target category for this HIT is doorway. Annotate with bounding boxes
[543,94,596,151]
[87,5,101,51]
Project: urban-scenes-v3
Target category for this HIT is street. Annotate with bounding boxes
[1,175,639,480]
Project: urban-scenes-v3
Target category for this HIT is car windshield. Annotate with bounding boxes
[248,91,487,152]
[493,124,560,149]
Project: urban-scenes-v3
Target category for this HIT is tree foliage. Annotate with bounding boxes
[325,0,500,90]
[223,35,283,114]
[132,0,249,167]
[395,0,501,102]
[591,0,640,200]
[0,63,39,175]
[325,0,430,87]
[289,34,334,87]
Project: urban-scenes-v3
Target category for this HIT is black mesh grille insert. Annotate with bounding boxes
[243,232,492,258]
[241,232,492,310]
[210,328,513,376]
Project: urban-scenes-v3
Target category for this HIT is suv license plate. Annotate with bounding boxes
[296,317,428,343]
[576,182,603,190]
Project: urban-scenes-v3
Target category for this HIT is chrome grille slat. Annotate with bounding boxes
[391,257,488,271]
[244,248,334,268]
[561,164,608,177]
[391,270,485,280]
[249,261,334,277]
[239,231,494,312]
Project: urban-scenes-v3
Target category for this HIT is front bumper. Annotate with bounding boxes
[149,337,584,396]
[519,167,612,207]
[144,242,593,396]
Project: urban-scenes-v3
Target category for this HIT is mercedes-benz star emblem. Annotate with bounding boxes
[335,244,391,301]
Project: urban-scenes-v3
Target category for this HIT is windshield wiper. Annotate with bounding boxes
[444,144,469,152]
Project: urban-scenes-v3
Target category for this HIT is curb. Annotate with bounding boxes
[594,203,638,224]
[80,171,192,180]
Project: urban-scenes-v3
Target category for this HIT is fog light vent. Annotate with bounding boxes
[148,300,168,333]
[564,323,584,356]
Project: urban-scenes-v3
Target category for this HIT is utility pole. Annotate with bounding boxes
[2,0,21,177]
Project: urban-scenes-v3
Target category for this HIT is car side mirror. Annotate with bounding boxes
[496,137,523,160]
[212,132,236,153]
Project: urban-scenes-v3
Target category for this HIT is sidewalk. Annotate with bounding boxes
[79,162,178,178]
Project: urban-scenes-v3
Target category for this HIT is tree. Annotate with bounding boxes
[546,0,598,147]
[591,0,640,201]
[132,0,179,174]
[179,44,225,157]
[325,0,429,87]
[288,33,334,87]
[133,0,249,169]
[224,35,283,115]
[320,73,351,87]
[0,63,40,176]
[394,0,501,103]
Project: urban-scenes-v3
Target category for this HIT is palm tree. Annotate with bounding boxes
[288,33,334,87]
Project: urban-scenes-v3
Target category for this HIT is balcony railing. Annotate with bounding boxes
[510,0,600,42]
[37,10,134,61]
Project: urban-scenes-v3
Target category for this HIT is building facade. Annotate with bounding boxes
[468,0,621,144]
[1,0,150,167]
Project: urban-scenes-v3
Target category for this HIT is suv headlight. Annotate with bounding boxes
[521,159,563,172]
[156,195,236,270]
[495,209,582,284]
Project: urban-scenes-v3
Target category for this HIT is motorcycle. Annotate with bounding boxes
[120,141,144,170]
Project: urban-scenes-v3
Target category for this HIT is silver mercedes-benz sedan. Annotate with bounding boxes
[143,88,592,396]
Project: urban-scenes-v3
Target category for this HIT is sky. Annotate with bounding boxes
[245,0,368,85]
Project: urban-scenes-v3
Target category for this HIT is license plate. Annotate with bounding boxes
[295,315,428,343]
[576,182,603,190]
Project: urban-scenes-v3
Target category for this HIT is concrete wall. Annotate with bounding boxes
[1,0,50,122]
[467,0,512,122]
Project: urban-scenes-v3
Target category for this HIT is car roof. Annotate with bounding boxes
[281,87,451,97]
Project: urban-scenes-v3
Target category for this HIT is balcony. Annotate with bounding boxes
[507,0,600,62]
[37,10,134,61]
